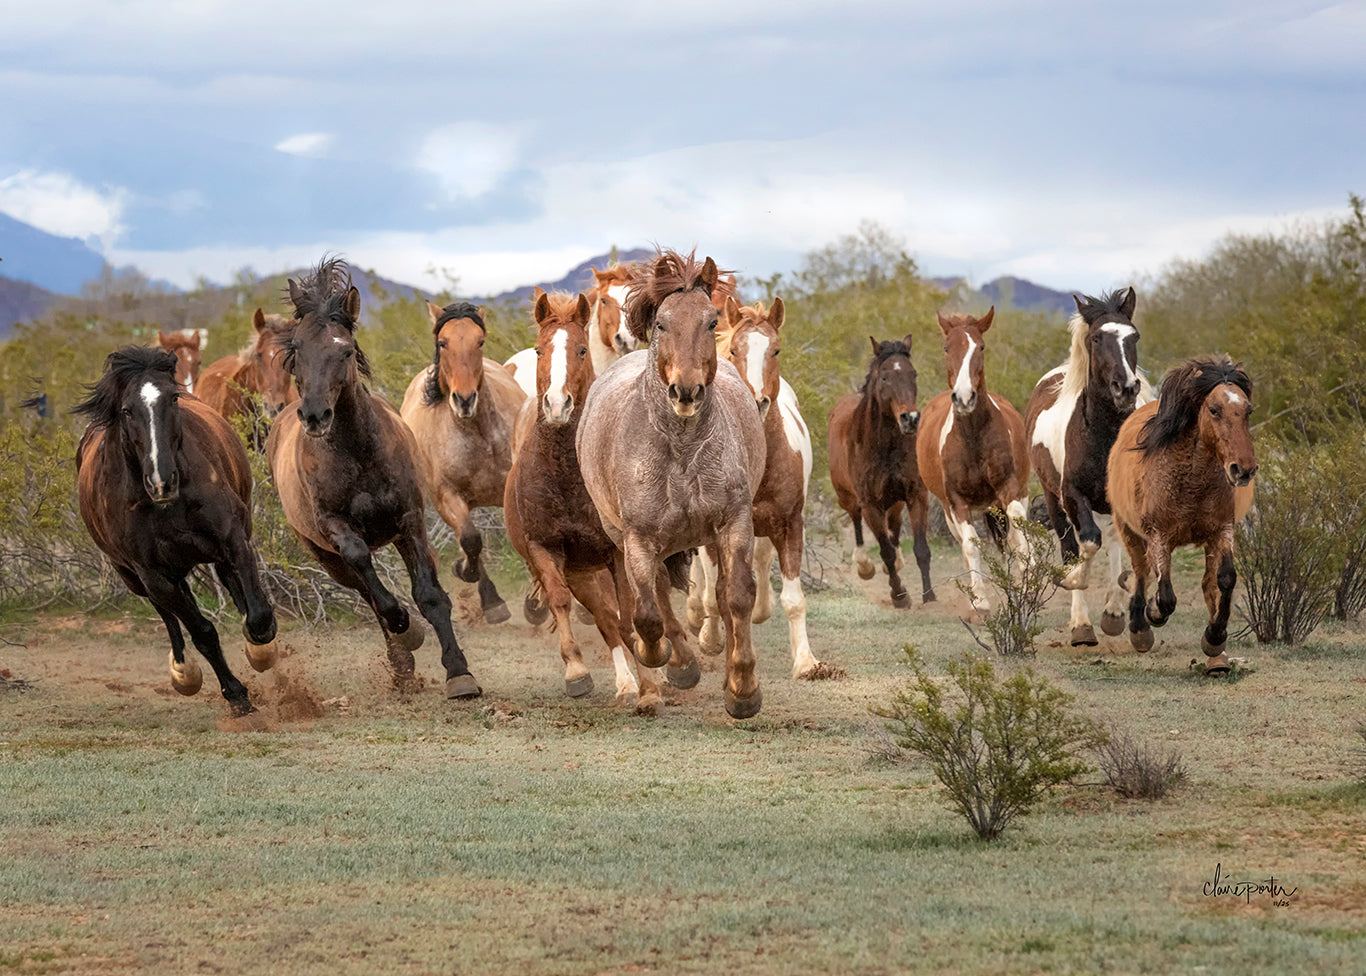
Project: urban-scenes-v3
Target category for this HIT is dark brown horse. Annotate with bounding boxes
[157,329,204,394]
[577,250,766,718]
[1027,287,1153,646]
[1108,356,1256,674]
[74,346,278,715]
[197,308,299,437]
[828,335,935,609]
[267,257,481,699]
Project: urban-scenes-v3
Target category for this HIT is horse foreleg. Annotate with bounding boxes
[946,504,989,613]
[1144,532,1176,627]
[1118,521,1154,652]
[657,567,701,692]
[851,508,875,580]
[218,527,279,672]
[717,515,761,719]
[1004,497,1033,572]
[863,506,910,609]
[775,516,819,678]
[568,567,634,705]
[752,535,776,625]
[907,492,936,603]
[623,532,670,670]
[1099,515,1128,637]
[529,544,589,698]
[1201,529,1237,672]
[887,503,906,573]
[438,490,509,624]
[1060,486,1103,588]
[146,573,252,715]
[694,545,724,656]
[392,527,480,699]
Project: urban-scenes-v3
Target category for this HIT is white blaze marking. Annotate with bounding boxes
[1101,323,1138,387]
[331,335,347,345]
[938,402,954,455]
[953,335,977,405]
[1225,389,1244,405]
[547,329,568,405]
[743,332,769,400]
[140,382,164,488]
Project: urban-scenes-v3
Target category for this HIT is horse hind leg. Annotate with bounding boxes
[532,547,591,698]
[717,518,761,718]
[776,520,821,678]
[685,556,706,634]
[659,568,701,692]
[694,545,724,656]
[1099,516,1127,637]
[751,535,776,625]
[459,520,510,625]
[908,493,936,603]
[151,576,252,715]
[1119,522,1154,652]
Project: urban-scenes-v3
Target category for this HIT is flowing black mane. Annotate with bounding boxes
[860,338,913,394]
[73,346,179,430]
[1137,355,1251,454]
[282,256,372,379]
[422,303,487,406]
[1074,287,1136,325]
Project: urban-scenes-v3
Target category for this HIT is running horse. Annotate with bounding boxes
[196,308,299,441]
[1107,355,1256,674]
[73,346,278,715]
[400,301,526,624]
[688,296,825,678]
[504,291,664,711]
[577,250,767,718]
[157,329,204,394]
[917,307,1031,612]
[828,335,935,608]
[268,257,481,699]
[1026,287,1152,645]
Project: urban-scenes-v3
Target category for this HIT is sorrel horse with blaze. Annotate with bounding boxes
[917,307,1031,612]
[504,291,664,711]
[267,257,481,699]
[196,308,299,439]
[73,346,278,715]
[577,250,767,718]
[688,296,826,678]
[400,301,526,624]
[1026,287,1153,646]
[828,335,935,609]
[157,329,204,394]
[1107,356,1256,674]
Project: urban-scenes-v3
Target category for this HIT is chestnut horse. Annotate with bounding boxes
[917,308,1031,612]
[74,346,278,715]
[1026,288,1153,645]
[577,250,767,718]
[197,308,298,438]
[504,291,664,711]
[268,257,481,699]
[829,335,935,608]
[157,329,204,393]
[688,296,824,678]
[1107,356,1256,674]
[400,301,526,624]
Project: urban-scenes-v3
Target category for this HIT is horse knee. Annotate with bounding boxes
[780,576,805,618]
[1217,555,1236,594]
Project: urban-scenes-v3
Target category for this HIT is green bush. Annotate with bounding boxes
[959,516,1065,656]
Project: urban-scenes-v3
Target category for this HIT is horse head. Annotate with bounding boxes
[1142,356,1258,487]
[1074,287,1142,412]
[533,290,593,425]
[250,308,298,419]
[1199,375,1258,488]
[721,296,783,419]
[157,329,202,395]
[285,260,367,438]
[590,266,636,357]
[427,300,486,420]
[866,334,920,434]
[937,307,993,417]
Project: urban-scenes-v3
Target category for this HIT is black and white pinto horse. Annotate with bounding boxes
[1025,287,1154,646]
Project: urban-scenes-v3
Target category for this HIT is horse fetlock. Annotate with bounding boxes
[1145,597,1170,627]
[452,557,481,584]
[1201,629,1228,657]
[168,651,203,697]
[698,618,725,656]
[891,587,912,610]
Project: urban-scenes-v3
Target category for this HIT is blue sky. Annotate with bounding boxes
[1,1,1361,295]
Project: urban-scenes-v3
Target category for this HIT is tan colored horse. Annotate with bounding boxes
[1107,356,1256,674]
[400,301,526,624]
[157,329,204,394]
[197,308,298,437]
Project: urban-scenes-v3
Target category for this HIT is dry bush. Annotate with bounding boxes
[1094,729,1187,799]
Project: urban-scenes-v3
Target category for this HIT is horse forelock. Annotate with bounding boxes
[434,302,485,335]
[74,346,180,429]
[860,339,913,393]
[623,249,735,342]
[1136,355,1251,454]
[289,256,356,326]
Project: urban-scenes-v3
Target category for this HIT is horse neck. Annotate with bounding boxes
[953,385,998,442]
[328,375,384,450]
[1079,376,1128,442]
[856,390,910,458]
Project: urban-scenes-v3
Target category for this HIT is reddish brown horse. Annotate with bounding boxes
[157,329,204,393]
[577,250,766,718]
[267,257,481,699]
[917,308,1031,612]
[197,308,298,435]
[74,346,278,715]
[829,335,935,608]
[1108,356,1256,674]
[400,301,525,624]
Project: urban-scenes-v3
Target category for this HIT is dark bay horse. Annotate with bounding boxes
[1108,356,1256,674]
[400,301,525,624]
[267,257,481,699]
[1026,287,1153,645]
[917,308,1031,613]
[197,308,298,438]
[74,346,278,715]
[157,329,204,394]
[577,250,767,718]
[828,335,934,609]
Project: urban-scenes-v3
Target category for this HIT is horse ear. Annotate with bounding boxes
[532,286,547,300]
[156,330,167,344]
[902,332,914,351]
[253,308,267,332]
[344,285,361,322]
[287,278,302,310]
[1119,286,1137,319]
[723,295,741,327]
[574,293,592,326]
[426,301,444,326]
[188,330,201,350]
[769,296,785,331]
[870,335,880,355]
[533,291,551,325]
[1072,294,1087,316]
[699,256,720,296]
[936,311,954,335]
[978,306,995,333]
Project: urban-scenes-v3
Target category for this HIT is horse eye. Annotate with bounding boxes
[579,347,587,357]
[536,348,543,358]
[708,321,717,332]
[437,340,447,349]
[772,349,780,357]
[477,338,485,347]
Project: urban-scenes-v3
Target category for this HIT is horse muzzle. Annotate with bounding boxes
[898,410,920,434]
[951,393,977,416]
[299,405,333,438]
[1226,462,1257,488]
[449,391,478,419]
[144,472,180,505]
[613,334,635,356]
[1110,380,1140,413]
[542,392,574,425]
[667,383,706,417]
[757,396,772,419]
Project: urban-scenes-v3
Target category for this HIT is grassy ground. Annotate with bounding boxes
[2,541,1364,974]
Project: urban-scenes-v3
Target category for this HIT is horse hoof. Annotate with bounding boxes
[389,620,425,653]
[615,691,639,711]
[1070,624,1098,647]
[453,558,480,585]
[483,601,511,626]
[445,673,483,699]
[633,635,672,669]
[1117,570,1134,593]
[1129,628,1155,653]
[922,589,937,604]
[1100,611,1126,637]
[666,656,701,690]
[634,692,664,717]
[1203,653,1231,676]
[891,590,911,610]
[243,639,279,673]
[725,687,762,720]
[1145,599,1169,628]
[564,672,594,698]
[698,624,725,657]
[856,556,876,581]
[168,652,202,697]
[751,605,773,625]
[523,592,550,626]
[227,697,257,719]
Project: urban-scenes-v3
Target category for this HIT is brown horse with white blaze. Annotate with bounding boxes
[1107,356,1256,674]
[196,308,298,438]
[577,250,767,718]
[917,307,1031,612]
[157,329,204,394]
[401,301,526,624]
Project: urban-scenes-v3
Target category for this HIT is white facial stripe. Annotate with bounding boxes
[1100,323,1138,386]
[607,285,632,344]
[953,336,977,402]
[547,329,568,401]
[140,381,163,487]
[744,332,769,398]
[1225,389,1244,405]
[331,335,348,345]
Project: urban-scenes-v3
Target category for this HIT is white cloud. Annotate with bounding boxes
[275,132,334,158]
[415,122,523,201]
[0,169,127,245]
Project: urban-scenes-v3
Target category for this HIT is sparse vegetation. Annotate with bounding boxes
[961,515,1065,656]
[1094,727,1188,799]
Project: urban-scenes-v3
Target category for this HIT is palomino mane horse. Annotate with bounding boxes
[917,307,1032,612]
[828,334,936,609]
[577,249,767,718]
[688,295,826,679]
[157,329,204,394]
[267,256,481,699]
[400,300,526,625]
[73,346,278,715]
[1026,287,1153,646]
[196,308,298,436]
[1108,355,1256,674]
[504,290,665,713]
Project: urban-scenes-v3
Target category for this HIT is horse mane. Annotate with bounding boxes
[283,256,372,380]
[859,338,912,393]
[623,249,735,342]
[1057,289,1152,404]
[716,300,771,358]
[1136,355,1251,454]
[73,346,179,430]
[422,302,487,407]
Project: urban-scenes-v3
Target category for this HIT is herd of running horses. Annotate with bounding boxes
[73,250,1258,720]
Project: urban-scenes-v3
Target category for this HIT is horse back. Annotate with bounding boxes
[1106,400,1155,533]
[196,353,247,419]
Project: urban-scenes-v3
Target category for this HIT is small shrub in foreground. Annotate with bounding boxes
[1094,728,1188,799]
[873,646,1104,840]
[960,515,1065,656]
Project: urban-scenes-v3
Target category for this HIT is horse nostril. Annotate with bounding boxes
[667,383,680,401]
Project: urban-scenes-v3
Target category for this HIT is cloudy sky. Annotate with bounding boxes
[2,1,1361,295]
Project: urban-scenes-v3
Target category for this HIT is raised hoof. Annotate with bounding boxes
[666,656,701,690]
[1100,611,1126,637]
[385,625,422,676]
[891,589,912,610]
[227,696,257,718]
[615,691,639,711]
[751,604,773,626]
[698,623,725,657]
[1070,624,1099,647]
[445,673,483,699]
[564,672,594,698]
[389,620,425,653]
[922,589,937,604]
[168,652,202,697]
[1129,627,1155,653]
[483,601,511,625]
[724,687,762,720]
[523,592,550,626]
[452,557,480,585]
[1145,598,1170,628]
[1203,653,1231,676]
[856,556,876,580]
[633,635,672,669]
[243,640,279,673]
[634,692,664,717]
[1117,569,1134,593]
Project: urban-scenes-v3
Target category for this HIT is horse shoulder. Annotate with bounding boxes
[775,381,813,491]
[511,395,537,457]
[398,367,432,423]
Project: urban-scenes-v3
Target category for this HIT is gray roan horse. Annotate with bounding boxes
[576,250,767,718]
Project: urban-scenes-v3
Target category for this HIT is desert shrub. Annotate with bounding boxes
[874,646,1103,840]
[1094,728,1187,799]
[960,515,1065,656]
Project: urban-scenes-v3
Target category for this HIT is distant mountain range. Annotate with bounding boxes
[0,212,107,295]
[930,275,1077,316]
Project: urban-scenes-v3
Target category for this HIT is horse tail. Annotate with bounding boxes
[984,508,1009,552]
[665,550,693,592]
